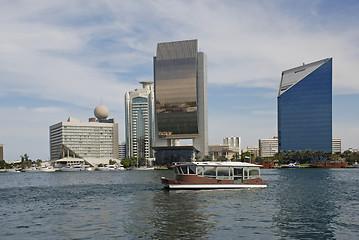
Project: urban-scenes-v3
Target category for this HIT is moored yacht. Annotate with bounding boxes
[60,165,86,172]
[161,162,268,189]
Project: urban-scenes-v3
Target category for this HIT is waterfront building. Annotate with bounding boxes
[119,142,126,160]
[153,39,208,165]
[125,82,155,161]
[209,136,241,161]
[332,138,342,154]
[0,144,3,161]
[278,58,332,153]
[259,137,278,158]
[49,105,119,166]
[243,146,259,158]
[223,136,241,152]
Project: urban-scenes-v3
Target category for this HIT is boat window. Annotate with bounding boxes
[234,168,243,176]
[176,166,187,175]
[203,166,216,178]
[249,168,259,179]
[243,167,249,179]
[217,167,231,180]
[188,166,196,175]
[197,166,204,176]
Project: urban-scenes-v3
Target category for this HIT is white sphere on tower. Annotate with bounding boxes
[94,105,109,119]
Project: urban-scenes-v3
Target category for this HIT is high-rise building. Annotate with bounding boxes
[119,142,126,161]
[278,58,332,153]
[153,39,208,164]
[332,138,342,153]
[259,137,278,158]
[125,82,155,160]
[49,105,119,166]
[0,144,3,161]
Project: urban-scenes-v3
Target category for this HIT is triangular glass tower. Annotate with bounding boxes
[277,58,332,153]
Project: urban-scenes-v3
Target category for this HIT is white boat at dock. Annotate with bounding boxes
[60,165,92,172]
[95,165,125,171]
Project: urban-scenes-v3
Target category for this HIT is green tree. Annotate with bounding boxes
[109,159,117,165]
[202,155,211,161]
[231,153,241,162]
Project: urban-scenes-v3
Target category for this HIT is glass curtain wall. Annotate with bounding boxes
[154,40,199,137]
[278,59,332,152]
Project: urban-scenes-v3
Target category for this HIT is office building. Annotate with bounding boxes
[223,136,241,152]
[243,146,259,158]
[259,137,278,158]
[153,39,208,164]
[278,58,332,153]
[0,144,3,161]
[119,142,126,160]
[332,138,342,154]
[49,105,119,166]
[209,136,241,161]
[125,82,155,161]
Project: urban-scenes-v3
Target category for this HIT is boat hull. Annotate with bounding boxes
[163,183,267,189]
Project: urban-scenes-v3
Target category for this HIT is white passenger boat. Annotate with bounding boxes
[23,167,41,172]
[161,162,268,189]
[39,166,57,172]
[60,165,86,172]
[95,165,125,171]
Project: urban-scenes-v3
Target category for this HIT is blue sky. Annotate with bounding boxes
[1,0,359,161]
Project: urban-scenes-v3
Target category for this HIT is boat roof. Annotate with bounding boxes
[172,162,262,167]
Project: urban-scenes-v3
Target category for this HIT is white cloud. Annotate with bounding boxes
[1,0,359,160]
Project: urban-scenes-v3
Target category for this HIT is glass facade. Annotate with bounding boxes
[278,58,332,153]
[154,40,199,137]
[153,146,196,165]
[125,82,155,159]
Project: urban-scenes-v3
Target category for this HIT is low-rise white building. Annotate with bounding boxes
[209,136,241,161]
[49,105,119,166]
[332,138,341,153]
[259,137,278,158]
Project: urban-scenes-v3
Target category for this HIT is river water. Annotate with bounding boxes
[0,168,358,239]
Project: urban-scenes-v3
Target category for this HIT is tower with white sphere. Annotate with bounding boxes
[49,105,119,167]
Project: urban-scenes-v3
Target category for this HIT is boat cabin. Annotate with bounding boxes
[172,162,261,183]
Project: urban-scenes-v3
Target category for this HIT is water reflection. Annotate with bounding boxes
[123,188,213,239]
[274,169,337,239]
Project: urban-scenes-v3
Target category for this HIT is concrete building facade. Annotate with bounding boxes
[153,39,208,165]
[125,82,155,160]
[332,138,342,154]
[119,142,126,161]
[259,137,278,158]
[49,105,119,166]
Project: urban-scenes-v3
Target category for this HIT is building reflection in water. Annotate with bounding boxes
[123,189,213,239]
[273,169,337,239]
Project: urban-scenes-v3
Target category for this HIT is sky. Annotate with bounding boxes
[1,0,359,161]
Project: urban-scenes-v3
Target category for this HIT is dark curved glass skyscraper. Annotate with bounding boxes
[153,39,208,164]
[278,58,332,153]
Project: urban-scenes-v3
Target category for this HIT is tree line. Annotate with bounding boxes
[0,154,42,169]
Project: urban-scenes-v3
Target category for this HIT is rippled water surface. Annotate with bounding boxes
[0,169,358,239]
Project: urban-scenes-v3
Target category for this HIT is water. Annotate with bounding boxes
[0,169,358,239]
